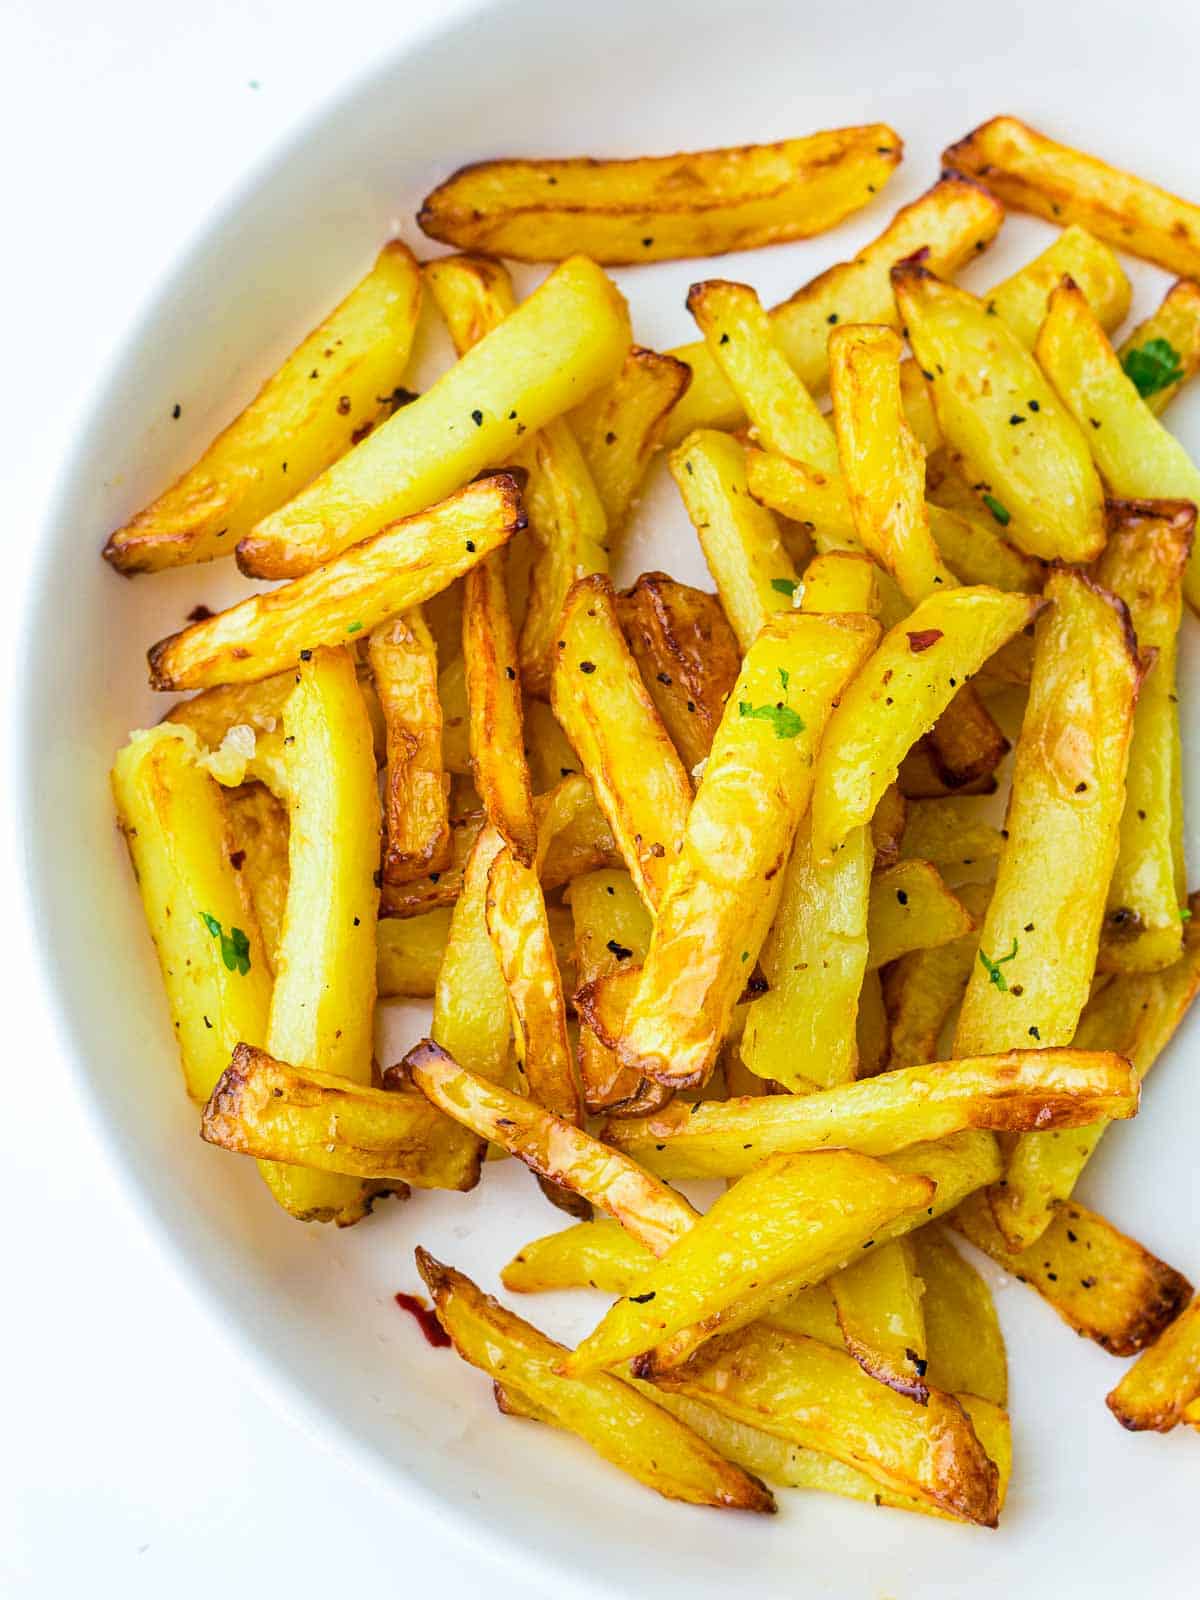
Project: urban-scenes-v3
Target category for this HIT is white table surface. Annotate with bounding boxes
[2,3,553,1594]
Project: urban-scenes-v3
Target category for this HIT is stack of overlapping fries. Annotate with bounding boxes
[109,115,1200,1524]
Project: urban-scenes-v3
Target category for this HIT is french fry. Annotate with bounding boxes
[103,241,423,574]
[551,576,693,909]
[258,646,382,1224]
[376,906,453,997]
[830,1238,929,1402]
[522,699,582,792]
[869,783,908,870]
[569,869,656,1115]
[1036,277,1200,612]
[643,1321,1000,1526]
[148,474,526,691]
[944,115,1200,279]
[502,1217,655,1295]
[954,570,1142,1058]
[417,128,901,265]
[952,1192,1192,1356]
[599,1050,1137,1180]
[808,587,1043,861]
[670,430,801,649]
[423,251,517,348]
[237,256,629,578]
[111,726,273,1102]
[1094,502,1193,970]
[414,1251,775,1513]
[663,175,1003,444]
[897,740,999,800]
[913,1228,1007,1407]
[899,797,1003,870]
[437,652,472,776]
[1117,278,1200,417]
[564,1152,933,1377]
[378,808,484,918]
[687,280,839,471]
[223,781,291,969]
[368,610,451,884]
[892,261,1106,564]
[981,222,1132,350]
[431,823,512,1093]
[855,968,891,1077]
[614,573,740,772]
[866,861,975,970]
[402,1039,697,1256]
[883,883,992,1071]
[163,672,297,796]
[798,550,880,614]
[464,546,537,865]
[989,897,1200,1251]
[617,612,880,1090]
[1107,1296,1200,1431]
[201,1045,481,1189]
[570,347,692,531]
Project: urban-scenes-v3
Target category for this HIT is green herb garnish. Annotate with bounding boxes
[1122,338,1184,399]
[981,493,1011,526]
[200,912,252,975]
[770,578,798,598]
[738,666,803,739]
[346,621,363,634]
[978,937,1018,991]
[1182,907,1193,923]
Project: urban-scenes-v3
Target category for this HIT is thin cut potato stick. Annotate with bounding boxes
[368,610,451,884]
[464,546,537,865]
[417,128,902,265]
[1106,1296,1200,1432]
[617,612,880,1090]
[1117,278,1200,417]
[148,474,526,691]
[237,255,629,578]
[944,115,1200,279]
[570,347,692,532]
[104,241,423,574]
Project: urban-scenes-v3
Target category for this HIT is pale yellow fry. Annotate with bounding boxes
[830,1238,928,1401]
[570,346,692,532]
[867,860,975,970]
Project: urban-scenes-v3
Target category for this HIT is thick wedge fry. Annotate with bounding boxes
[944,115,1200,278]
[551,576,693,910]
[415,1252,774,1513]
[810,588,1042,861]
[600,1050,1137,1180]
[569,869,656,1115]
[614,573,740,772]
[237,256,629,577]
[1036,277,1200,612]
[664,175,1003,443]
[883,883,992,1071]
[570,347,692,531]
[989,898,1200,1251]
[1117,278,1200,417]
[670,430,801,649]
[913,1228,1007,1407]
[368,610,450,884]
[867,861,975,970]
[464,546,537,865]
[565,1152,933,1377]
[111,726,273,1102]
[952,1192,1192,1356]
[645,1321,999,1525]
[258,647,382,1224]
[831,1238,929,1402]
[148,475,525,691]
[417,128,900,265]
[402,1039,697,1256]
[687,280,838,471]
[1107,1296,1200,1432]
[104,242,423,573]
[617,612,880,1090]
[954,570,1142,1058]
[893,262,1106,564]
[201,1045,480,1189]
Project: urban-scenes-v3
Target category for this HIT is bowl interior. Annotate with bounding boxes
[23,0,1200,1593]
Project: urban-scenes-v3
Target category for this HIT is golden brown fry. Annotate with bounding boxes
[1117,278,1200,417]
[913,1228,1008,1407]
[237,256,629,578]
[502,1218,655,1295]
[867,860,975,970]
[869,784,908,872]
[378,808,483,918]
[1107,1296,1200,1432]
[551,576,693,909]
[614,573,740,772]
[415,1251,775,1513]
[201,1045,480,1189]
[830,1238,929,1402]
[223,781,291,970]
[882,883,992,1072]
[893,261,1106,564]
[163,672,297,796]
[376,907,453,998]
[952,1192,1192,1356]
[799,550,880,614]
[944,115,1200,278]
[600,1050,1137,1180]
[569,869,657,1115]
[418,128,901,265]
[664,175,1003,443]
[984,223,1131,349]
[148,475,526,691]
[855,968,890,1078]
[403,1040,697,1256]
[368,609,451,884]
[954,569,1143,1058]
[923,472,1046,596]
[423,251,517,347]
[900,798,1003,870]
[897,740,999,800]
[571,347,692,532]
[104,242,423,574]
[464,546,537,865]
[618,612,880,1090]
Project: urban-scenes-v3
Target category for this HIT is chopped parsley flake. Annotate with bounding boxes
[1122,337,1184,399]
[199,912,251,975]
[346,621,363,634]
[978,937,1018,991]
[981,493,1011,526]
[770,578,798,598]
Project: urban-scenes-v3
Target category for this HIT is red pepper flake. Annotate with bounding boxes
[906,629,943,653]
[394,1292,450,1348]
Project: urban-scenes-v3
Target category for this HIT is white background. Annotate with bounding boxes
[2,3,539,1595]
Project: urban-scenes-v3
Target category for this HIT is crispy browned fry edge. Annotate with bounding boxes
[464,547,538,865]
[953,1193,1192,1356]
[571,348,693,532]
[368,612,452,885]
[1106,1296,1200,1431]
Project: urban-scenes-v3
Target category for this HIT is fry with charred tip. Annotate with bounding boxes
[1107,1295,1200,1432]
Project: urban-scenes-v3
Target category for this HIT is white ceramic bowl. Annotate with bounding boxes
[22,0,1200,1592]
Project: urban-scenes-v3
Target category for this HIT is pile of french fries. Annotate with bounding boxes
[109,114,1200,1524]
